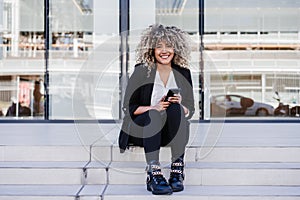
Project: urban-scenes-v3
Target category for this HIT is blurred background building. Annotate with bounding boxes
[0,0,299,120]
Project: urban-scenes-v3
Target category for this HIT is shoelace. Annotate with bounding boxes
[150,165,168,185]
[152,172,168,184]
[170,162,184,179]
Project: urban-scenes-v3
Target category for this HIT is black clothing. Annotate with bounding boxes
[146,160,173,195]
[169,157,185,192]
[119,63,195,153]
[130,104,188,163]
[6,103,31,117]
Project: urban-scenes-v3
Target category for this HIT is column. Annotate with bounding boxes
[11,0,19,57]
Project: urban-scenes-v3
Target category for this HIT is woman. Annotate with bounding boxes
[119,24,194,195]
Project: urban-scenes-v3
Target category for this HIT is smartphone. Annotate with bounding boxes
[164,88,181,102]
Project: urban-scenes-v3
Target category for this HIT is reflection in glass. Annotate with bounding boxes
[49,0,121,119]
[130,0,200,119]
[205,0,300,119]
[1,0,299,120]
[0,0,44,119]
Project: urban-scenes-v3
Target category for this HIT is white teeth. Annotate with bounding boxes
[161,55,169,59]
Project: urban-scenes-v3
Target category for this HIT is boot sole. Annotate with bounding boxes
[147,186,173,195]
[169,182,184,192]
[172,187,184,192]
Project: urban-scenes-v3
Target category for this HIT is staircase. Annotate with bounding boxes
[0,122,300,200]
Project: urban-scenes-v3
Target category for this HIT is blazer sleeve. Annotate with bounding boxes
[186,70,195,119]
[181,68,195,119]
[122,64,146,117]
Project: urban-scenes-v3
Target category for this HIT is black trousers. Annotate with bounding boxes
[129,103,188,164]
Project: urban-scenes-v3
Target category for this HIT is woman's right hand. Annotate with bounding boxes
[133,96,170,115]
[152,96,170,111]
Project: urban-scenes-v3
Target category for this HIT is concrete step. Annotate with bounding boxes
[2,161,300,186]
[79,185,105,200]
[1,122,300,162]
[2,185,299,200]
[0,145,111,162]
[108,145,300,162]
[105,161,300,186]
[103,185,300,200]
[1,122,300,199]
[2,160,300,186]
[0,185,106,200]
[0,162,107,185]
[3,145,300,163]
[0,185,83,200]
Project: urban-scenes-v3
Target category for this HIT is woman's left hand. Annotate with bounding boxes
[168,94,182,104]
[168,94,189,115]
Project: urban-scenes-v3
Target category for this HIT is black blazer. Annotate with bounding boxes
[119,63,195,152]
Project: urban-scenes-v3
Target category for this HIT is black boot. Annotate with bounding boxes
[146,161,173,195]
[168,158,185,192]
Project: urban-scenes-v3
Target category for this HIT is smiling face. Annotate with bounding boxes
[154,40,174,66]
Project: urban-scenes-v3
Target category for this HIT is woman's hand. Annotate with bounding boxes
[168,94,182,104]
[133,96,170,115]
[168,94,189,116]
[152,96,170,111]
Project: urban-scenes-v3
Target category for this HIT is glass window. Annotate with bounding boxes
[2,0,299,121]
[49,0,120,119]
[130,0,200,119]
[0,0,44,119]
[205,0,300,119]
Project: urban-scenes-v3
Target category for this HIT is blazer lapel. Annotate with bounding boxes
[172,65,184,89]
[142,67,156,105]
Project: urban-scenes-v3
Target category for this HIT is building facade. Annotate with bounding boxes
[0,0,299,120]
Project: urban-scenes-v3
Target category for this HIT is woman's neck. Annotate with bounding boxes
[156,63,172,87]
[156,63,172,72]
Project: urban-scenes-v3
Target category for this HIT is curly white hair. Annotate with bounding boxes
[135,24,192,74]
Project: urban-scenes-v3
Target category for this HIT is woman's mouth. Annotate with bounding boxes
[160,54,170,59]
